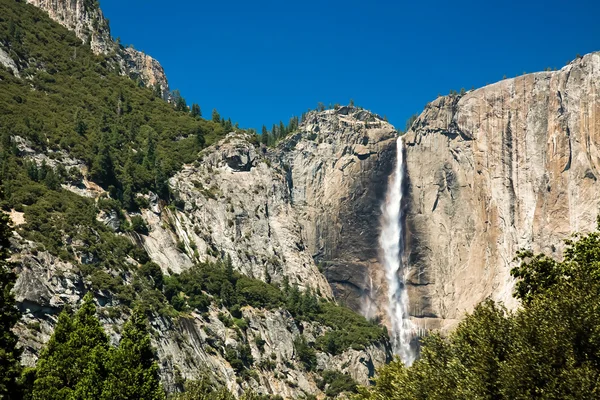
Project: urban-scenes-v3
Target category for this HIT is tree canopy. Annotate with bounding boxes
[356,223,600,399]
[0,213,22,398]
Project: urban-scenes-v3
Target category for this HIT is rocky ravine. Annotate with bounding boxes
[25,0,170,99]
[403,52,600,331]
[12,107,396,397]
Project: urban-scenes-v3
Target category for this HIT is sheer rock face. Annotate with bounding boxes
[25,0,170,99]
[167,134,333,296]
[281,107,398,314]
[403,52,600,331]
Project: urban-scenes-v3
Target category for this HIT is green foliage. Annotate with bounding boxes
[0,214,22,398]
[166,261,385,355]
[169,376,235,400]
[404,114,418,133]
[263,115,300,147]
[317,370,358,398]
[167,261,284,312]
[102,308,165,400]
[191,104,201,119]
[130,215,149,235]
[212,109,221,123]
[140,262,164,290]
[294,336,317,372]
[32,293,110,400]
[0,0,226,206]
[32,295,164,399]
[357,225,600,399]
[286,289,387,355]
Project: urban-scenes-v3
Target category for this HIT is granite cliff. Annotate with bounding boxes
[402,52,600,331]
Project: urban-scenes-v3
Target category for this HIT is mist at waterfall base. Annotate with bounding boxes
[379,136,417,365]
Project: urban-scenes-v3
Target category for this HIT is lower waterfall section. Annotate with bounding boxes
[379,136,416,365]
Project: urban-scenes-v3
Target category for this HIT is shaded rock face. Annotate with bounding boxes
[281,107,398,314]
[26,0,170,99]
[403,52,600,331]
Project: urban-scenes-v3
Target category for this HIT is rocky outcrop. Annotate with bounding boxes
[25,0,113,55]
[281,107,398,315]
[120,47,170,100]
[167,133,332,295]
[402,52,600,331]
[0,47,20,77]
[25,0,170,98]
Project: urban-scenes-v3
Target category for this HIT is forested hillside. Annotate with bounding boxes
[0,1,391,398]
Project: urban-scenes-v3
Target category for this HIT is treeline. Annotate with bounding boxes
[259,116,300,147]
[356,223,600,399]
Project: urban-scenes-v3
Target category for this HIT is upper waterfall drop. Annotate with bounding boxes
[379,136,416,365]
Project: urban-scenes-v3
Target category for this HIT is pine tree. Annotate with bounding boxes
[0,214,22,399]
[212,109,221,123]
[91,134,114,186]
[279,121,286,138]
[261,125,268,146]
[271,124,278,141]
[102,308,165,400]
[32,293,109,400]
[175,95,187,112]
[191,104,201,119]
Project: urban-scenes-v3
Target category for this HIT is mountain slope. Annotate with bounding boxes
[0,1,392,397]
[24,0,170,99]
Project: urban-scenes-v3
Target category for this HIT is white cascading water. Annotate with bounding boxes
[379,136,416,365]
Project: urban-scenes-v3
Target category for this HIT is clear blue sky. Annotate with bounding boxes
[100,0,600,131]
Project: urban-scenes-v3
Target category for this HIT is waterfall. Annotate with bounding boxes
[379,136,416,365]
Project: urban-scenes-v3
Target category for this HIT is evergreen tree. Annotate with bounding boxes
[171,376,235,400]
[261,125,268,146]
[191,103,201,119]
[212,109,221,123]
[154,160,170,200]
[0,213,22,399]
[91,134,115,186]
[102,308,165,400]
[142,133,157,171]
[175,95,187,112]
[32,293,109,400]
[279,121,286,138]
[223,118,233,132]
[271,124,278,141]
